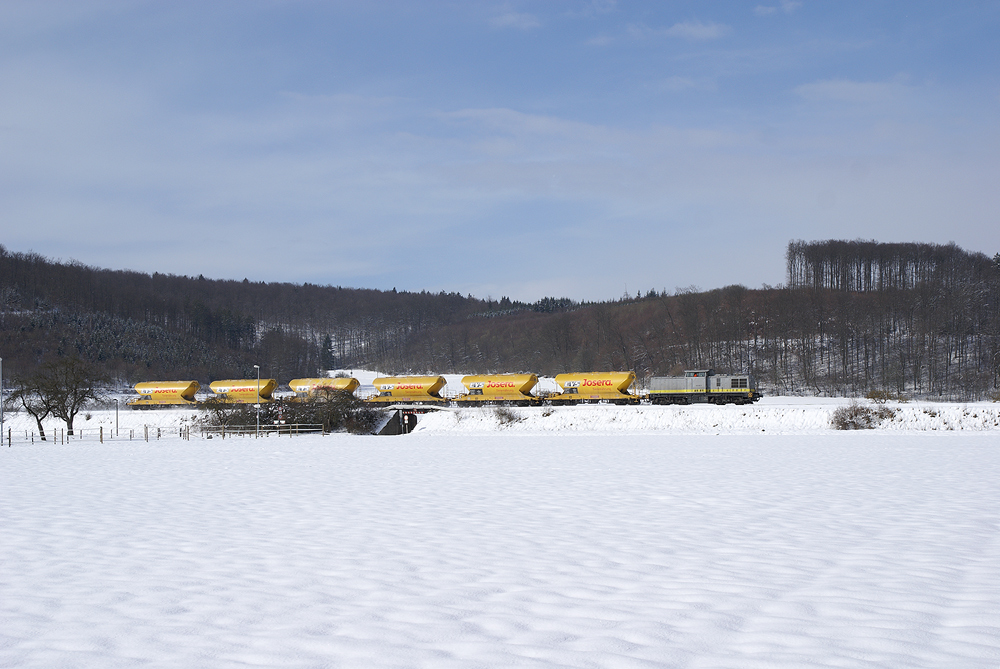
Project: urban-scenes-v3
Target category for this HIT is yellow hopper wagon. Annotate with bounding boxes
[455,374,541,407]
[208,379,278,404]
[366,376,447,405]
[288,377,360,400]
[549,371,639,405]
[127,381,200,409]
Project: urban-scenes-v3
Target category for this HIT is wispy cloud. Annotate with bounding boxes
[664,20,730,40]
[664,21,731,40]
[566,0,617,18]
[586,33,613,46]
[657,76,715,93]
[490,11,541,30]
[622,20,731,42]
[754,1,802,16]
[795,79,908,104]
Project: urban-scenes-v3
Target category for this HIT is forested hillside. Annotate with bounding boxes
[0,246,495,382]
[393,241,998,399]
[1,241,998,399]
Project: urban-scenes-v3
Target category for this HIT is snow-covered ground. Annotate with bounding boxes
[414,400,1000,435]
[2,395,999,441]
[2,431,998,667]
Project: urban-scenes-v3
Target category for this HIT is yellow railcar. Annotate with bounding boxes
[127,381,200,409]
[288,377,360,399]
[548,371,639,405]
[208,379,278,404]
[366,376,447,405]
[454,374,541,406]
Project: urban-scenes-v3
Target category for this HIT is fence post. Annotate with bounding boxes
[144,425,148,442]
[100,426,103,444]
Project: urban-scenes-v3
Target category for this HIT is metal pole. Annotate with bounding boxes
[254,364,260,438]
[114,398,119,437]
[1,357,4,435]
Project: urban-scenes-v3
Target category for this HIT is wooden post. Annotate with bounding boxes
[100,426,103,444]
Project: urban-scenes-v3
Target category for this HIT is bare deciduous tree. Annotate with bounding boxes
[8,378,54,441]
[9,358,107,437]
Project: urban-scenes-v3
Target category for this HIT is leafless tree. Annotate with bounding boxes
[7,377,54,441]
[11,358,107,437]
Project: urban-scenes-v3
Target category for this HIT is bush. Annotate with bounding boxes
[201,390,386,434]
[831,401,898,430]
[865,389,909,403]
[493,406,523,426]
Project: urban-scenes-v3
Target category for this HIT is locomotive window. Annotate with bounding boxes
[733,378,748,388]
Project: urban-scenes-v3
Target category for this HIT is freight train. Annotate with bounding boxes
[126,370,759,408]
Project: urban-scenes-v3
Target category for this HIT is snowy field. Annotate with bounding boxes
[2,429,999,667]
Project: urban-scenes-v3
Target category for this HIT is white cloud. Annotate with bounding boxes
[795,79,907,104]
[490,11,541,30]
[586,34,613,46]
[566,0,617,18]
[657,76,715,93]
[754,1,802,16]
[663,21,731,40]
[623,21,730,42]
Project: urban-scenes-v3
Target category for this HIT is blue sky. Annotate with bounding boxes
[2,1,998,301]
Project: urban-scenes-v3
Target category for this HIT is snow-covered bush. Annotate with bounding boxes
[831,402,898,430]
[493,407,523,426]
